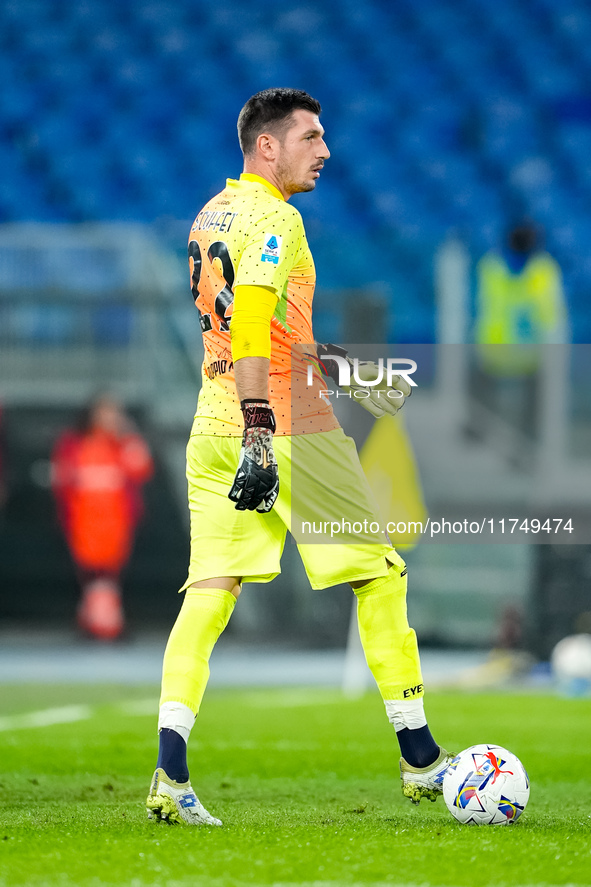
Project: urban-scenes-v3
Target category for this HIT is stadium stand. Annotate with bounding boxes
[1,0,590,342]
[2,0,590,649]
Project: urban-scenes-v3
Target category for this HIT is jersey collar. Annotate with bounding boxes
[239,173,285,202]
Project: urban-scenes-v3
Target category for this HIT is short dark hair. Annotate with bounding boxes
[237,88,321,157]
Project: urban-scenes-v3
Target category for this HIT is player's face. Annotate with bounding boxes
[275,109,330,196]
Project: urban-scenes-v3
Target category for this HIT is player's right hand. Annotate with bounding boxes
[228,401,279,513]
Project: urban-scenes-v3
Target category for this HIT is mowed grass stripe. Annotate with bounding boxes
[0,686,590,887]
[0,689,350,733]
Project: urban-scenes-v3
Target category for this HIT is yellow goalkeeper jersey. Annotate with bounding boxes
[188,173,339,436]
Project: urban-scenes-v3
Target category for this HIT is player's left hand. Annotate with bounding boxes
[228,401,279,512]
[343,361,412,418]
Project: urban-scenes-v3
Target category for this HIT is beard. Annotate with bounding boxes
[276,156,317,195]
[287,180,316,194]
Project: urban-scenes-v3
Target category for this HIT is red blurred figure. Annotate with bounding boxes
[51,395,153,640]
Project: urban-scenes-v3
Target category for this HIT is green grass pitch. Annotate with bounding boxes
[0,683,590,886]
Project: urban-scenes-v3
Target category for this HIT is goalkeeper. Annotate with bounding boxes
[147,88,452,826]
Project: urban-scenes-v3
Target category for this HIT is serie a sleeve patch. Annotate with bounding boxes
[261,234,282,265]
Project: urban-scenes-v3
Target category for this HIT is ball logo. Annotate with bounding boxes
[484,751,514,783]
[455,752,514,809]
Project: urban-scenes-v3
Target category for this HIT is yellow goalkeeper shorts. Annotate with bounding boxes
[181,429,401,591]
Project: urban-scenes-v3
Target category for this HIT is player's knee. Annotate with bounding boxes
[352,566,406,600]
[350,555,407,594]
[188,578,242,599]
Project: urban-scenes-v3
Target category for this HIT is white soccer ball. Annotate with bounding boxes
[551,634,591,690]
[443,744,530,825]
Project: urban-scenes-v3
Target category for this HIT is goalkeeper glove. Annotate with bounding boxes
[228,400,279,512]
[317,343,412,419]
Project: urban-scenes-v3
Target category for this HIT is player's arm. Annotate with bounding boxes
[228,284,280,513]
[231,282,277,399]
[316,342,412,419]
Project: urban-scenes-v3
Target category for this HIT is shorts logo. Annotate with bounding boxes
[261,234,282,264]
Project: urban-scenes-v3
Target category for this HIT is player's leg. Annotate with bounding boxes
[351,557,453,804]
[147,434,287,825]
[283,429,452,804]
[147,576,239,826]
[157,577,240,781]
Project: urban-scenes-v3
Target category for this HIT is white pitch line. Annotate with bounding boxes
[116,698,158,716]
[0,704,92,732]
[0,699,160,733]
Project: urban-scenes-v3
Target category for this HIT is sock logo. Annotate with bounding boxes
[403,683,424,698]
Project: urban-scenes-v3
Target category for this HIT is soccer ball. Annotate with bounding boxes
[443,744,530,825]
[551,634,591,695]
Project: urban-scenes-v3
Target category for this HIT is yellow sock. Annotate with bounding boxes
[160,588,236,714]
[354,561,424,700]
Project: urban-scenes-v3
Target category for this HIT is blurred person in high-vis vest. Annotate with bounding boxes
[51,395,153,640]
[473,223,568,440]
[476,222,568,373]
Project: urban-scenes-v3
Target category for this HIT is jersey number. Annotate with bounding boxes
[188,240,235,332]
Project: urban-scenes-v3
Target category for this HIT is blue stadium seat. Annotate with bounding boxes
[1,0,591,339]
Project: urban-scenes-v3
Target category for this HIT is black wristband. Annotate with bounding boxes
[240,398,269,409]
[241,400,276,432]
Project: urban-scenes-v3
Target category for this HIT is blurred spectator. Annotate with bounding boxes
[51,395,153,640]
[472,222,568,442]
[476,221,568,360]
